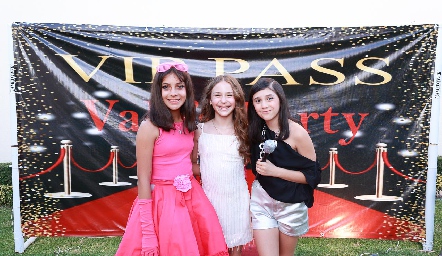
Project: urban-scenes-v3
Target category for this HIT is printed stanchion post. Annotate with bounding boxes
[319,144,378,190]
[99,146,131,186]
[329,148,336,186]
[44,140,92,198]
[113,146,118,184]
[64,140,72,195]
[318,148,348,188]
[376,143,386,198]
[354,143,403,201]
[317,143,422,201]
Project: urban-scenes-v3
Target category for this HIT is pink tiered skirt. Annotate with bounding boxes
[115,177,229,256]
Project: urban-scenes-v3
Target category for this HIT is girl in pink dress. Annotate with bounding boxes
[115,61,228,256]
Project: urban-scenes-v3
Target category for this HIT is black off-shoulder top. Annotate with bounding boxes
[251,128,322,208]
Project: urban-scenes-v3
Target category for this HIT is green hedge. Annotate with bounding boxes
[0,162,12,206]
[0,185,12,206]
[0,162,11,185]
[438,156,442,175]
[437,156,442,195]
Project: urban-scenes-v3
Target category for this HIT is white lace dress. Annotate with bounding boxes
[198,124,253,248]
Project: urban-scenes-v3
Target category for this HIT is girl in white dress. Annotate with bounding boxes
[192,75,253,256]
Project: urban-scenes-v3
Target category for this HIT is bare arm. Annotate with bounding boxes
[255,121,316,184]
[191,124,202,176]
[136,119,159,199]
[290,121,316,161]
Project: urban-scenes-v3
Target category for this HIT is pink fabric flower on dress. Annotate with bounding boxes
[173,174,192,192]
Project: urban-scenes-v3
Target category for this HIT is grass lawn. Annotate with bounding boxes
[0,199,441,256]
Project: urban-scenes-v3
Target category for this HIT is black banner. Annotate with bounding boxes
[12,23,437,240]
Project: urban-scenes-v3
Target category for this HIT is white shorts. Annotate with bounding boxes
[250,180,309,237]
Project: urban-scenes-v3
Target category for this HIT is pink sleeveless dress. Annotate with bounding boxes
[115,122,228,256]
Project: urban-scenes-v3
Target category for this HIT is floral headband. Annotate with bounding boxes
[156,62,188,73]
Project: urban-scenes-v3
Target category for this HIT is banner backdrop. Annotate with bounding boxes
[11,23,438,241]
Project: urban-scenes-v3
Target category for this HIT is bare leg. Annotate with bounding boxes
[253,228,279,256]
[229,245,243,256]
[279,232,298,256]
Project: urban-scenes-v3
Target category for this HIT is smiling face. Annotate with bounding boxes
[252,88,280,123]
[161,73,187,113]
[210,81,235,118]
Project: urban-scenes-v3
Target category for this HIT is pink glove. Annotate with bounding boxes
[138,199,159,256]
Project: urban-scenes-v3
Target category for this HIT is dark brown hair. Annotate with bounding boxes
[146,67,196,132]
[247,78,291,143]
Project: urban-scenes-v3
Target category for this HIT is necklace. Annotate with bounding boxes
[174,121,183,134]
[212,120,233,135]
[275,130,280,139]
[262,125,280,139]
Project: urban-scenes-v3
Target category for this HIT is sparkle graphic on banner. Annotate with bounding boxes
[12,23,435,240]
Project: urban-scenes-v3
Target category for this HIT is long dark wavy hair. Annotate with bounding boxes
[145,67,197,132]
[247,78,292,144]
[199,75,250,163]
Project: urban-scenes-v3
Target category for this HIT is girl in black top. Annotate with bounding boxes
[247,78,321,256]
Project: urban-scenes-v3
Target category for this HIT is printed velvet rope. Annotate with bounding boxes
[19,145,137,181]
[320,161,330,171]
[334,154,376,175]
[71,151,115,173]
[118,157,137,169]
[381,151,425,183]
[330,149,425,183]
[19,148,66,181]
[18,141,425,184]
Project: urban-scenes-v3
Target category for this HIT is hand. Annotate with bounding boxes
[138,199,159,256]
[256,159,276,177]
